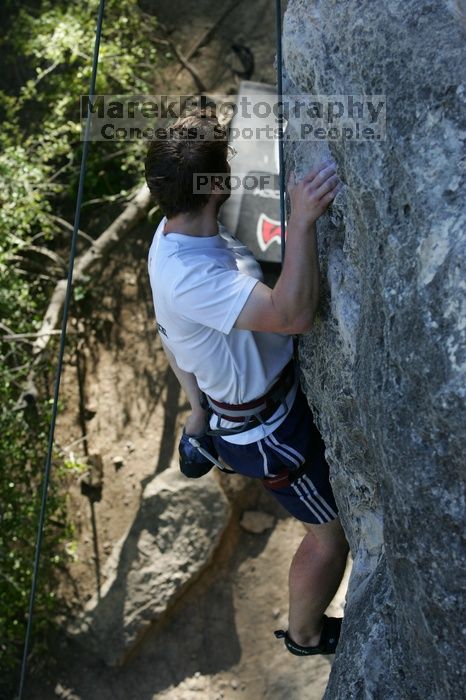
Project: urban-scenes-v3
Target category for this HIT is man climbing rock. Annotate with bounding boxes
[145,112,349,656]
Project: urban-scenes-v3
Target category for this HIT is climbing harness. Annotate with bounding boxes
[18,0,287,693]
[16,1,106,697]
[187,436,235,474]
[261,463,308,491]
[204,359,295,437]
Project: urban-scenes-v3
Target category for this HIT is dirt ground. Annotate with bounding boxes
[27,2,351,698]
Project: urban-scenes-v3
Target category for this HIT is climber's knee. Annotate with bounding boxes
[304,518,349,562]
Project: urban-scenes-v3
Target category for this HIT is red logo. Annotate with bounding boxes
[256,213,287,251]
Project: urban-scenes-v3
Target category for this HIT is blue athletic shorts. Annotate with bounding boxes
[212,384,338,524]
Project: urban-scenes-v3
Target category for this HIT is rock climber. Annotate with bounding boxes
[145,111,350,656]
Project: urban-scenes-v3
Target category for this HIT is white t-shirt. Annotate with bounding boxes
[147,216,296,444]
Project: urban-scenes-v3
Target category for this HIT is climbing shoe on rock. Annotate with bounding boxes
[274,615,342,656]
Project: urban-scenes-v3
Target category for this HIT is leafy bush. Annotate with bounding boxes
[0,0,158,695]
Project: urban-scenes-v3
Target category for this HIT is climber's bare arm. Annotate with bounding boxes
[235,161,341,335]
[161,339,207,434]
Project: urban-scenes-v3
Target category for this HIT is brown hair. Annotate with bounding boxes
[144,113,229,218]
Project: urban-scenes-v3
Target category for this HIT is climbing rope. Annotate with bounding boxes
[16,1,285,695]
[16,1,106,697]
[275,0,286,263]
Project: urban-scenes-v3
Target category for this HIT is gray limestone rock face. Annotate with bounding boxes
[282,1,466,698]
[67,468,231,666]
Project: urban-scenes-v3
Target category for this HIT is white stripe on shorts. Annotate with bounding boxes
[257,439,269,477]
[296,476,334,522]
[301,474,338,520]
[270,436,337,521]
[291,481,326,524]
[264,436,301,468]
[269,434,305,464]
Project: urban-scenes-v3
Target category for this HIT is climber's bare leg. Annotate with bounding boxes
[288,518,349,647]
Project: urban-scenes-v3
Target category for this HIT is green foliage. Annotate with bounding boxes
[0,0,158,694]
[0,376,74,687]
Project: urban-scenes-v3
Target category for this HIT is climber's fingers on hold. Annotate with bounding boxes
[288,159,336,195]
[315,173,340,200]
[320,179,343,207]
[287,161,341,215]
[305,161,337,191]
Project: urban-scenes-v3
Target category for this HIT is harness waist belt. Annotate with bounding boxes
[205,360,295,424]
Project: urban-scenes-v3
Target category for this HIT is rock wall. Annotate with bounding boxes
[282,1,466,698]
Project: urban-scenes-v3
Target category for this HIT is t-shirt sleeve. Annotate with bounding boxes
[172,261,259,334]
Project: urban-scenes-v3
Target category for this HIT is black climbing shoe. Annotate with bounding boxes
[274,615,342,656]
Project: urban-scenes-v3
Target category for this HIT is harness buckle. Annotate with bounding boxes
[203,360,295,437]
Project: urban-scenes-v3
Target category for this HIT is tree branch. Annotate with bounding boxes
[21,184,153,404]
[173,1,245,77]
[154,37,207,93]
